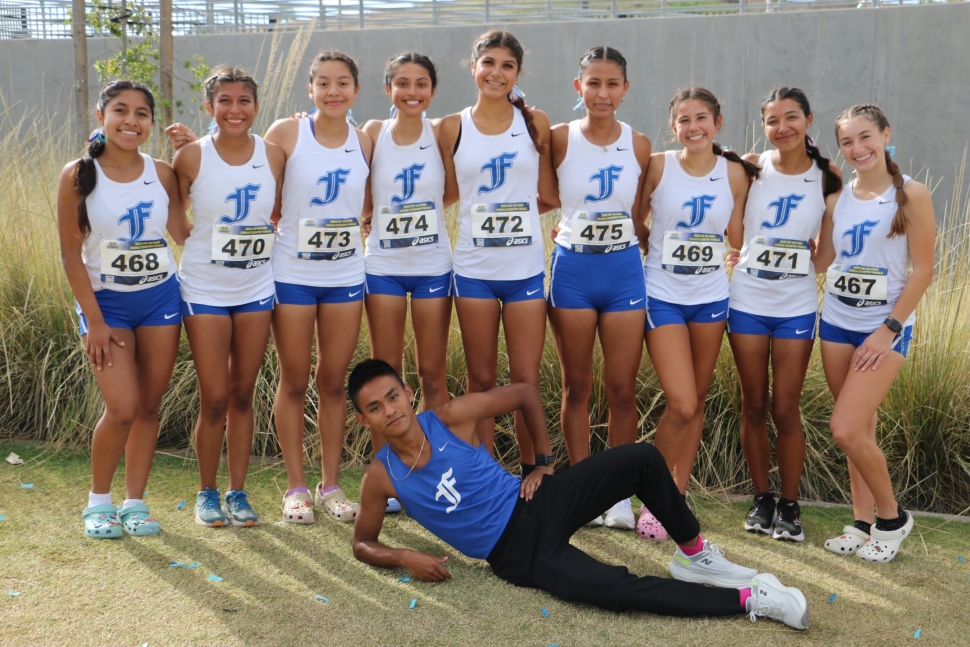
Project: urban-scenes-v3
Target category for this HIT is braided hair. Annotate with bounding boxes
[760,87,842,197]
[470,30,547,155]
[669,87,760,182]
[74,80,156,237]
[835,104,908,238]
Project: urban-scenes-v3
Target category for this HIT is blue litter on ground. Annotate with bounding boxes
[409,598,417,609]
[185,562,199,569]
[959,556,965,563]
[914,628,921,639]
[177,500,186,510]
[169,561,186,568]
[207,574,223,582]
[0,516,5,521]
[827,593,837,604]
[143,491,147,498]
[7,591,21,597]
[398,577,410,583]
[541,607,550,617]
[19,484,32,489]
[315,595,330,603]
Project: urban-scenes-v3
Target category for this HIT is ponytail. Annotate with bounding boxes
[805,136,842,197]
[712,142,760,182]
[884,147,909,238]
[74,131,106,237]
[509,93,548,155]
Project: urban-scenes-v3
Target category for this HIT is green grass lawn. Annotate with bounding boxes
[2,442,969,647]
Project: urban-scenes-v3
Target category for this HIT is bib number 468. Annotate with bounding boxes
[110,252,160,273]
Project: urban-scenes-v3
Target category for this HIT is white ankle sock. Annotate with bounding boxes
[88,492,113,507]
[121,499,144,511]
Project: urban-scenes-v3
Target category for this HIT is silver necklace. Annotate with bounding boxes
[386,433,426,482]
[582,120,619,152]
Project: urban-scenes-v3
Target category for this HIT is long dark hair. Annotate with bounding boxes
[383,52,438,90]
[668,87,760,182]
[470,30,547,155]
[760,86,841,197]
[308,50,359,87]
[835,104,908,238]
[204,66,259,104]
[577,46,627,81]
[74,80,156,237]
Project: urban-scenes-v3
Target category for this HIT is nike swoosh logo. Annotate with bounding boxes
[438,443,448,452]
[164,313,178,319]
[511,132,525,137]
[526,288,541,296]
[879,200,892,204]
[709,177,723,182]
[616,147,630,151]
[795,328,810,335]
[629,298,643,305]
[348,290,361,297]
[420,144,433,150]
[345,149,357,153]
[803,178,816,182]
[429,286,444,292]
[144,180,156,185]
[711,311,725,318]
[252,164,265,169]
[258,297,272,305]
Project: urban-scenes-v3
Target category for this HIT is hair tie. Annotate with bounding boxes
[346,108,358,127]
[507,85,525,104]
[389,105,398,119]
[88,128,106,145]
[885,145,896,158]
[572,95,586,112]
[207,119,219,135]
[807,135,816,147]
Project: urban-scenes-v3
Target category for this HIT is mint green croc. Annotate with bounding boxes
[118,504,161,536]
[83,504,123,539]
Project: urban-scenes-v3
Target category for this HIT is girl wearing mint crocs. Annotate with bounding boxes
[820,105,935,562]
[57,81,190,538]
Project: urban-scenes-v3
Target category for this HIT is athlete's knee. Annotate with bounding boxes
[200,395,229,424]
[604,380,636,413]
[830,417,862,451]
[315,374,346,401]
[105,401,139,428]
[228,387,255,414]
[771,403,803,437]
[465,369,496,394]
[278,376,309,402]
[562,378,593,407]
[416,366,447,397]
[664,394,698,426]
[742,394,768,427]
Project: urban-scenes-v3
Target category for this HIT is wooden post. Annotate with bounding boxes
[159,0,174,155]
[72,0,89,144]
[120,0,127,76]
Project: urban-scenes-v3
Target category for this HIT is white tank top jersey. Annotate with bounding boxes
[274,118,370,287]
[82,154,175,292]
[452,106,544,281]
[365,118,452,277]
[644,151,734,305]
[179,135,276,306]
[822,177,914,331]
[730,151,826,318]
[554,120,640,254]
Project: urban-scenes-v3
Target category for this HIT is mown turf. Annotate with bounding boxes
[1,442,969,647]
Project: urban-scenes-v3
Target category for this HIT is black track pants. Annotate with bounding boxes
[487,442,744,617]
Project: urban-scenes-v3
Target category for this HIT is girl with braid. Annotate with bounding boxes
[728,87,842,542]
[636,88,756,541]
[438,30,559,473]
[820,104,934,562]
[57,81,191,538]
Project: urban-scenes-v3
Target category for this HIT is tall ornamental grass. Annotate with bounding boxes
[1,28,968,513]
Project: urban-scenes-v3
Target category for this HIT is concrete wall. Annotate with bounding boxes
[2,4,969,211]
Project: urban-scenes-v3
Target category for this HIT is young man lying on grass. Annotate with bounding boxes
[348,359,809,630]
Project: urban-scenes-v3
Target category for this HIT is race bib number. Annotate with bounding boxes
[377,202,438,248]
[569,211,634,254]
[211,224,274,269]
[826,264,889,307]
[471,202,533,247]
[747,237,810,280]
[661,231,725,275]
[100,238,169,286]
[297,217,360,261]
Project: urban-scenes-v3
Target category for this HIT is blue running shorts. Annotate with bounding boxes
[727,308,817,340]
[77,275,182,335]
[365,272,453,299]
[819,319,913,358]
[645,296,729,331]
[183,295,274,317]
[548,245,645,313]
[453,272,545,303]
[274,281,365,306]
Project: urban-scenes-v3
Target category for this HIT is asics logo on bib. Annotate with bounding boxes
[435,468,461,513]
[477,152,517,195]
[117,201,155,241]
[310,168,351,207]
[220,184,261,224]
[676,195,716,229]
[841,220,879,259]
[391,163,425,205]
[761,193,804,230]
[584,165,624,203]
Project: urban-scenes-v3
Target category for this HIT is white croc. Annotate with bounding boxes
[824,525,870,555]
[315,484,358,523]
[857,512,913,563]
[283,491,315,525]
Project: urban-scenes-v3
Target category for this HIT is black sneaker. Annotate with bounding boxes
[772,500,805,542]
[744,492,776,534]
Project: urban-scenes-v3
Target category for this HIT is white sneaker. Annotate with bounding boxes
[586,515,604,527]
[386,497,402,514]
[668,540,758,588]
[746,573,810,631]
[603,499,636,530]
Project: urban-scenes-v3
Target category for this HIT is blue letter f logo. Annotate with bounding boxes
[584,165,623,203]
[310,168,350,207]
[841,220,878,259]
[762,193,804,230]
[221,184,261,223]
[676,195,716,229]
[478,152,517,195]
[392,163,425,205]
[117,201,154,241]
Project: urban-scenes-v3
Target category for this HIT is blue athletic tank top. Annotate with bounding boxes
[376,411,520,559]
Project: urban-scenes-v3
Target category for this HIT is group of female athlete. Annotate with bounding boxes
[58,29,934,565]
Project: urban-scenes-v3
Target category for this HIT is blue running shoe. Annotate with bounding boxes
[195,487,228,527]
[224,490,261,527]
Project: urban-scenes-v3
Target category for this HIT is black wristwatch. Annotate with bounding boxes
[534,454,554,467]
[883,316,902,334]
